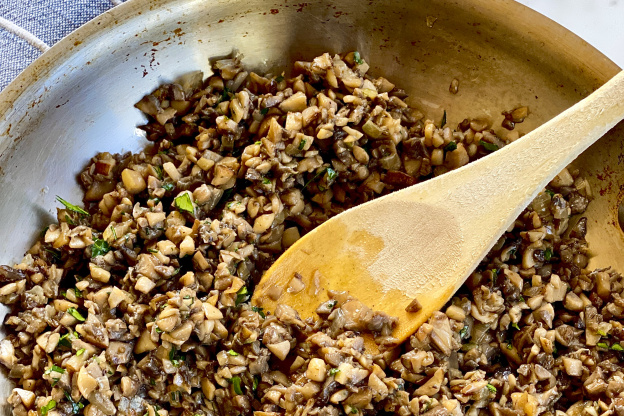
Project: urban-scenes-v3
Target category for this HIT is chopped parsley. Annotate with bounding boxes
[326,167,338,181]
[235,286,249,306]
[45,365,65,375]
[506,343,513,350]
[459,325,470,340]
[545,189,555,198]
[486,384,497,393]
[91,238,111,258]
[260,108,270,115]
[441,109,447,127]
[174,193,194,214]
[162,182,175,192]
[155,326,163,334]
[56,196,89,216]
[275,75,285,83]
[169,347,186,367]
[479,140,499,152]
[154,165,163,180]
[65,214,75,225]
[298,138,307,150]
[597,329,607,337]
[353,51,364,65]
[66,307,85,322]
[227,349,239,356]
[40,400,57,416]
[76,348,86,356]
[544,248,553,261]
[262,177,271,185]
[229,376,244,395]
[444,141,457,152]
[109,225,118,240]
[612,343,624,351]
[511,323,520,330]
[148,248,159,254]
[597,342,609,349]
[252,375,260,391]
[252,306,266,318]
[64,390,84,414]
[329,368,340,376]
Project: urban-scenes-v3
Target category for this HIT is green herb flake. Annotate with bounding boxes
[518,296,525,302]
[174,193,194,214]
[41,399,57,416]
[235,286,249,306]
[444,141,457,152]
[544,248,553,261]
[353,51,364,65]
[298,138,307,150]
[40,225,50,238]
[351,408,358,414]
[227,349,239,356]
[252,375,260,391]
[91,238,111,258]
[486,384,497,393]
[252,306,266,319]
[65,214,75,225]
[328,300,337,309]
[329,368,340,376]
[162,182,175,192]
[326,167,338,181]
[148,248,159,254]
[58,333,73,348]
[45,365,65,375]
[56,196,89,216]
[66,307,86,322]
[441,109,447,127]
[545,189,555,198]
[459,325,470,340]
[275,75,285,83]
[511,323,520,330]
[260,108,270,115]
[612,343,624,351]
[169,347,186,367]
[254,141,262,145]
[74,288,83,298]
[229,376,244,395]
[76,348,86,356]
[155,325,163,334]
[150,378,156,386]
[597,342,609,349]
[110,225,118,240]
[262,177,271,185]
[507,343,513,350]
[479,140,499,152]
[598,329,607,337]
[64,390,83,414]
[154,165,164,180]
[44,248,61,260]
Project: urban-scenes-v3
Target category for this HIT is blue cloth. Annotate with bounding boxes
[0,0,124,91]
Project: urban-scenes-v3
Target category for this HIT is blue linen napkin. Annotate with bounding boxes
[0,0,125,91]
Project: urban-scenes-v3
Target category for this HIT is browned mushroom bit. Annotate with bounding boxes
[0,51,612,416]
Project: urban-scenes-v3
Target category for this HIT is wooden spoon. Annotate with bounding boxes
[252,71,624,348]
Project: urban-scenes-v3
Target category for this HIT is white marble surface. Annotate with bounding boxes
[516,0,624,68]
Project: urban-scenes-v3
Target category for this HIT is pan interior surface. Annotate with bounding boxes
[0,0,622,409]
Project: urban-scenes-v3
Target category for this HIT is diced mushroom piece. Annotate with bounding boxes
[562,357,583,376]
[306,358,327,382]
[106,342,133,364]
[267,340,291,361]
[414,368,444,396]
[279,92,307,112]
[121,169,147,194]
[89,263,111,283]
[12,388,35,408]
[78,366,99,398]
[405,297,422,313]
[135,276,156,294]
[134,329,157,354]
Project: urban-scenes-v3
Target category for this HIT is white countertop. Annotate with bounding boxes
[516,0,624,68]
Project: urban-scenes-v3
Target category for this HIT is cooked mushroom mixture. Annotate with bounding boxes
[0,51,613,416]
